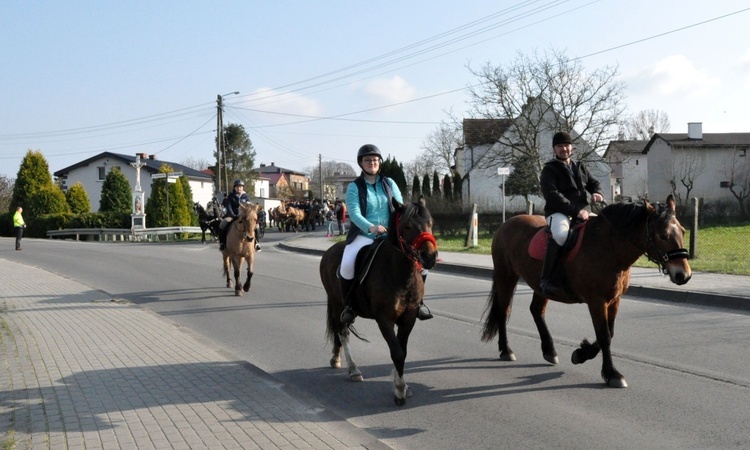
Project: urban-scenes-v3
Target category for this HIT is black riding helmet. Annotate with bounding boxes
[233,179,245,187]
[357,144,382,164]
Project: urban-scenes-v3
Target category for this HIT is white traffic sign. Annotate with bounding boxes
[168,172,183,178]
[151,173,166,179]
[497,167,510,176]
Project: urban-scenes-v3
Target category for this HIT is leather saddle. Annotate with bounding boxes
[528,220,588,262]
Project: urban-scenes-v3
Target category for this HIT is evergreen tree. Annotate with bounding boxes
[99,167,132,213]
[411,175,421,200]
[393,161,407,194]
[66,182,91,214]
[432,171,441,197]
[421,174,431,197]
[11,150,52,212]
[145,165,191,227]
[27,184,70,217]
[442,174,453,201]
[452,172,462,204]
[220,123,256,190]
[505,153,540,206]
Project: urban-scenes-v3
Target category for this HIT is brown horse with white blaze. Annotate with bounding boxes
[320,197,438,405]
[222,202,260,296]
[481,194,691,388]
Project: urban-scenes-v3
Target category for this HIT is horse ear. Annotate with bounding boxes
[418,194,426,208]
[666,194,676,212]
[391,197,404,211]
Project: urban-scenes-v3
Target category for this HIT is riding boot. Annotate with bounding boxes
[339,277,356,324]
[418,273,433,320]
[540,238,564,297]
[218,227,227,251]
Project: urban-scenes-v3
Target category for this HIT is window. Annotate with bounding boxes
[98,167,106,180]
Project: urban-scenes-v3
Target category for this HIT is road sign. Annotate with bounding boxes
[497,167,510,176]
[168,172,183,178]
[151,173,166,179]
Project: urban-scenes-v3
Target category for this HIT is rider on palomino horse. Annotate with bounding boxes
[539,131,604,296]
[219,179,261,252]
[339,144,433,324]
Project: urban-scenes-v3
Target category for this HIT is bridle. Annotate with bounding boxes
[644,204,689,275]
[394,205,437,272]
[233,211,256,243]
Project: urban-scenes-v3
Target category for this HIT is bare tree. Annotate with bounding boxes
[723,149,750,218]
[421,121,463,175]
[666,153,707,205]
[466,48,626,182]
[305,160,356,199]
[622,109,670,140]
[0,174,14,212]
[181,156,213,171]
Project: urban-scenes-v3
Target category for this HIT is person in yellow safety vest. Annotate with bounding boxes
[13,206,26,251]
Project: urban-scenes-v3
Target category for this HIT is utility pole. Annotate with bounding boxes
[319,154,323,200]
[216,91,239,203]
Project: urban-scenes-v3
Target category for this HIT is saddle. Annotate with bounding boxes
[528,220,588,262]
[337,238,387,287]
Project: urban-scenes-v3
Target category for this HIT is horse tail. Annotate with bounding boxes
[480,281,501,342]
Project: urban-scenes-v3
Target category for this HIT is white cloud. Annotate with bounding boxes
[361,76,417,105]
[242,88,323,120]
[626,55,720,98]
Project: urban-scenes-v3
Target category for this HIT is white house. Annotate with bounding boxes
[603,139,649,201]
[54,152,215,212]
[644,123,750,209]
[455,117,611,214]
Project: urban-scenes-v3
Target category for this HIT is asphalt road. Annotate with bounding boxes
[5,233,750,449]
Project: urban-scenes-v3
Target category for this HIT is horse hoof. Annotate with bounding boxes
[349,373,364,382]
[499,351,516,361]
[235,290,242,297]
[606,377,628,388]
[243,285,250,292]
[394,395,406,406]
[330,358,341,369]
[571,350,584,365]
[543,353,559,365]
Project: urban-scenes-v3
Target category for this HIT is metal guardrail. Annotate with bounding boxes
[46,227,204,241]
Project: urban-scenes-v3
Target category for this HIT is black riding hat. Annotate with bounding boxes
[357,144,382,163]
[233,179,245,187]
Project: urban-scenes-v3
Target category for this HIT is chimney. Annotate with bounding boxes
[149,154,156,160]
[687,122,703,140]
[260,163,266,168]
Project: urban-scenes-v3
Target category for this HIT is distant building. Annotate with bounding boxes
[54,152,214,212]
[251,162,310,199]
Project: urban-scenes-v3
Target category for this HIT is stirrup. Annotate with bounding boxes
[418,303,433,320]
[340,306,356,324]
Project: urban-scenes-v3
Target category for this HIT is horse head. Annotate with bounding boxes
[644,194,692,285]
[390,195,438,271]
[236,202,259,239]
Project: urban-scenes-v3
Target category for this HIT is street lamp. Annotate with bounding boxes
[216,91,239,203]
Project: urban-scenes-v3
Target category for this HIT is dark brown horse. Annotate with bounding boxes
[320,197,438,405]
[481,194,691,388]
[222,202,259,296]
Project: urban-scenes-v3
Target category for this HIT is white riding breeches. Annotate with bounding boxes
[340,234,374,280]
[546,213,571,246]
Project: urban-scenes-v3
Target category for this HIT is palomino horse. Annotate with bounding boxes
[319,197,438,405]
[481,194,691,388]
[222,202,260,296]
[273,204,305,232]
[194,200,221,244]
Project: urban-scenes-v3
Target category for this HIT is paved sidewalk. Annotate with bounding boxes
[0,259,389,450]
[279,233,750,310]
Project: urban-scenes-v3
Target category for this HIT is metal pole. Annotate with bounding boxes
[216,95,222,203]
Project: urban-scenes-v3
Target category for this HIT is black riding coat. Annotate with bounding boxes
[540,158,603,218]
[222,191,250,219]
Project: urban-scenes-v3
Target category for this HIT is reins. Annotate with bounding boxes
[394,205,437,272]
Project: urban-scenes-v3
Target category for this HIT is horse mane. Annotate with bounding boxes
[599,201,649,234]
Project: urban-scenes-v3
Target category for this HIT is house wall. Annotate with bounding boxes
[59,155,214,212]
[647,139,747,204]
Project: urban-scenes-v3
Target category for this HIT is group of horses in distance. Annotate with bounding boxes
[319,194,691,405]
[271,201,324,232]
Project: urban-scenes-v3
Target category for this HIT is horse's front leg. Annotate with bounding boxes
[377,319,410,406]
[530,293,558,364]
[223,255,232,288]
[233,256,243,296]
[338,329,362,382]
[242,256,253,292]
[575,300,626,388]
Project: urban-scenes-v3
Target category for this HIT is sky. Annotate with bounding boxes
[1,1,749,180]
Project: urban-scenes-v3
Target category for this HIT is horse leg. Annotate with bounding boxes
[330,333,342,369]
[339,331,363,382]
[242,262,253,292]
[233,256,243,296]
[529,292,558,365]
[223,255,232,288]
[377,319,411,406]
[575,301,626,388]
